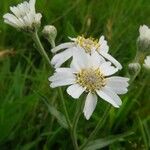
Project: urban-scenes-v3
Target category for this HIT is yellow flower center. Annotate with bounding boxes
[76,36,100,54]
[76,68,106,92]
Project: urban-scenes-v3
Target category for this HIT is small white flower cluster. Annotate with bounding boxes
[129,25,150,72]
[3,0,42,32]
[139,25,150,69]
[49,35,129,120]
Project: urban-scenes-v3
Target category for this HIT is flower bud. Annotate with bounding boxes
[42,25,57,48]
[137,25,150,54]
[128,62,141,75]
[143,55,150,70]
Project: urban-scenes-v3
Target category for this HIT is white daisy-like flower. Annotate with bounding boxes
[3,0,42,32]
[143,55,150,69]
[51,35,122,69]
[49,51,129,120]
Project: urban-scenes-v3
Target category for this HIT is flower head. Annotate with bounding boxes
[143,55,150,70]
[137,25,150,53]
[49,51,129,120]
[51,35,122,69]
[3,0,42,32]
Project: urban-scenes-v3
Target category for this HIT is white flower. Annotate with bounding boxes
[139,25,150,42]
[138,25,150,52]
[3,0,42,32]
[51,35,122,69]
[49,51,129,120]
[143,56,150,69]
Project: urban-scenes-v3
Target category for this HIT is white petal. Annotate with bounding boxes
[51,42,75,53]
[71,49,89,72]
[98,35,109,53]
[68,37,77,41]
[51,48,73,68]
[10,6,21,17]
[100,62,118,76]
[83,93,97,120]
[89,51,105,68]
[34,13,42,24]
[106,76,129,94]
[100,51,122,70]
[4,19,19,28]
[3,13,22,27]
[96,87,122,107]
[67,84,85,99]
[29,0,36,13]
[107,76,129,82]
[50,79,75,88]
[49,68,75,81]
[49,68,76,88]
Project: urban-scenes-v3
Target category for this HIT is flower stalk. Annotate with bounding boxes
[32,31,51,65]
[58,88,79,150]
[80,105,110,150]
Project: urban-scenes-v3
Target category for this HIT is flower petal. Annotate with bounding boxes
[49,68,75,81]
[3,13,23,27]
[29,0,36,13]
[51,48,73,68]
[100,62,118,76]
[96,87,122,107]
[83,93,97,120]
[51,42,75,53]
[100,51,122,70]
[89,51,105,68]
[71,49,89,72]
[106,76,129,94]
[67,84,85,99]
[49,68,76,88]
[98,35,109,53]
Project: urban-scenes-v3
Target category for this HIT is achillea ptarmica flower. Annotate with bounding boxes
[143,56,150,69]
[49,51,129,120]
[51,35,122,69]
[3,0,42,32]
[137,25,150,53]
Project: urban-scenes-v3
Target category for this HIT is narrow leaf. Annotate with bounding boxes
[83,131,134,150]
[35,91,68,129]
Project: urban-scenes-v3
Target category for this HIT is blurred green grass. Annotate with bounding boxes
[0,0,150,149]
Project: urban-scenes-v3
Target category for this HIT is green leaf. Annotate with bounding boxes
[83,131,134,150]
[35,91,68,129]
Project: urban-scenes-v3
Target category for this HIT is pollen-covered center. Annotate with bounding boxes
[76,36,100,54]
[76,68,106,92]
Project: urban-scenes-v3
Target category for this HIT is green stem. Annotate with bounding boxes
[58,88,79,150]
[129,66,141,84]
[32,31,51,65]
[80,105,110,150]
[72,98,85,149]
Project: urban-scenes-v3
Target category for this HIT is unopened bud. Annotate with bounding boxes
[42,25,57,48]
[128,62,141,74]
[137,25,150,53]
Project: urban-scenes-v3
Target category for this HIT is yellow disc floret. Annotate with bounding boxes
[76,68,106,92]
[76,36,100,54]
